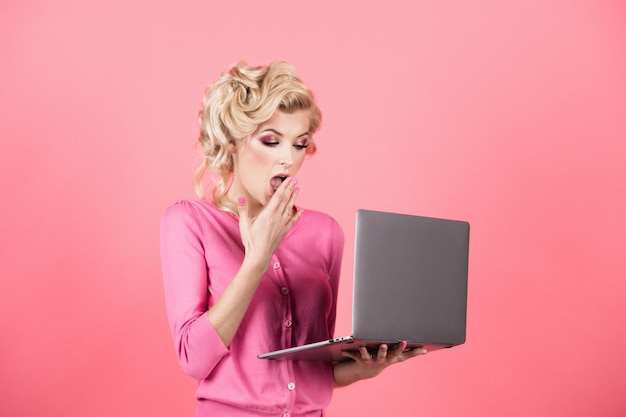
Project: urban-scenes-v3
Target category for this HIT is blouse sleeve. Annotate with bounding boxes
[160,201,229,380]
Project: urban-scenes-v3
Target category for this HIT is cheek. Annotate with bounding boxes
[252,144,275,164]
[256,151,274,166]
[241,146,272,169]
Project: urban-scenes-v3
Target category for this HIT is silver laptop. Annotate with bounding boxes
[258,209,470,361]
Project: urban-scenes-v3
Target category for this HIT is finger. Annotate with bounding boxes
[359,346,372,361]
[283,188,301,225]
[340,350,361,362]
[285,184,299,211]
[395,345,428,362]
[411,347,428,356]
[237,197,250,237]
[286,208,304,228]
[272,177,298,213]
[384,341,408,360]
[376,344,389,361]
[395,340,427,357]
[389,341,408,356]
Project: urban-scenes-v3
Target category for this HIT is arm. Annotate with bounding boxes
[160,201,229,379]
[204,256,268,347]
[209,179,301,347]
[160,179,301,380]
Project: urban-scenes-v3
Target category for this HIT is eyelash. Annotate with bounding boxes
[260,137,309,150]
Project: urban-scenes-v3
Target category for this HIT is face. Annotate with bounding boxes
[228,110,311,217]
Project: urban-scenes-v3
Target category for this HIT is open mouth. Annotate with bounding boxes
[270,175,288,192]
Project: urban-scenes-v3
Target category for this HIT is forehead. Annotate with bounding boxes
[257,110,311,136]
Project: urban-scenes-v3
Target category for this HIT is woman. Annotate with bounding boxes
[160,61,426,417]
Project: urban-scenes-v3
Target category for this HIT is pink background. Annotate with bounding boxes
[2,1,625,416]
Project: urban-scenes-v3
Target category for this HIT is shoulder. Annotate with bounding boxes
[163,198,225,219]
[295,209,345,271]
[300,209,343,234]
[161,199,233,232]
[297,209,345,248]
[162,199,201,225]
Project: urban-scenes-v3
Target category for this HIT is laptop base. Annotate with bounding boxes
[257,336,454,362]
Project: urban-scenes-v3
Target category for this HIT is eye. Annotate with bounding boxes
[260,135,279,147]
[293,138,309,150]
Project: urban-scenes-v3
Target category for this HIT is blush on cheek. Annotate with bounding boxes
[248,142,275,165]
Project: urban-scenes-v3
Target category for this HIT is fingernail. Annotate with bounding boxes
[238,197,246,205]
[291,178,298,186]
[294,187,300,194]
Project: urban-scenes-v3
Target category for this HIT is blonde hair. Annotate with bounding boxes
[194,61,322,212]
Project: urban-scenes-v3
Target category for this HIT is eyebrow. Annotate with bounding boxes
[260,128,309,138]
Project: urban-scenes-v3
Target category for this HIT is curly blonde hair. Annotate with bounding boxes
[194,61,322,212]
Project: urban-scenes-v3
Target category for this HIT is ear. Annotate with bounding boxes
[228,140,237,154]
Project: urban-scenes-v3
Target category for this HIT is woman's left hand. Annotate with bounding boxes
[334,342,427,386]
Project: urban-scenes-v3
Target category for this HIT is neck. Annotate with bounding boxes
[225,188,262,219]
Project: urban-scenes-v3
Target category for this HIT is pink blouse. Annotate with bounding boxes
[160,199,344,417]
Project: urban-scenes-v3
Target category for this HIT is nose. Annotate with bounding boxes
[278,146,294,169]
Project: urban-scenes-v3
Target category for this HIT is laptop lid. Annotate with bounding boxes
[351,209,469,345]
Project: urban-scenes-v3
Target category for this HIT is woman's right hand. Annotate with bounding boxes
[236,177,302,269]
[207,178,302,347]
